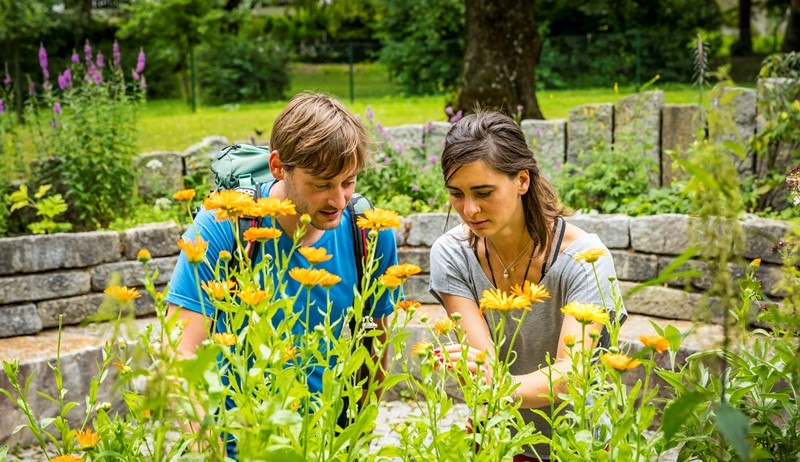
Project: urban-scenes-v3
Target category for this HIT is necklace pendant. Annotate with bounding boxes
[503,270,510,279]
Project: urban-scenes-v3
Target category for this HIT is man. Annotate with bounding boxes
[165,92,399,455]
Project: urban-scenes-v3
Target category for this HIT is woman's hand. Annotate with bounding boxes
[436,343,493,384]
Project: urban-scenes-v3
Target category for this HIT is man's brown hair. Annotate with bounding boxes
[270,92,369,179]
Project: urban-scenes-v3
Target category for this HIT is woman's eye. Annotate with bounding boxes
[477,191,492,198]
[449,191,463,199]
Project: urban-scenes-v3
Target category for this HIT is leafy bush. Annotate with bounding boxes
[9,184,71,234]
[198,37,289,105]
[617,183,692,216]
[23,41,146,231]
[376,0,463,95]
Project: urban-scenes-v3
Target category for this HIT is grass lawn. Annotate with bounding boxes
[137,63,706,152]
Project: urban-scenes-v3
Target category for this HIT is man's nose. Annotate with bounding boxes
[328,187,348,210]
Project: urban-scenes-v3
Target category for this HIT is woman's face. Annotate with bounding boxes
[445,159,530,238]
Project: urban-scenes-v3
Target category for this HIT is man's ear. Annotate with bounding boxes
[269,150,285,180]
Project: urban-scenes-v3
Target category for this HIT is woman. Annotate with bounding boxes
[428,111,625,461]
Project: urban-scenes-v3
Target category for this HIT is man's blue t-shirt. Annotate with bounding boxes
[165,182,399,394]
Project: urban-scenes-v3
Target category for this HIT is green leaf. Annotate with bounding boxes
[34,184,52,199]
[661,391,708,442]
[715,402,750,461]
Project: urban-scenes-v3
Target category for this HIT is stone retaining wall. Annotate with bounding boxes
[0,213,790,339]
[133,78,798,199]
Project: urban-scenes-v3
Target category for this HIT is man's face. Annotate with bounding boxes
[283,167,358,230]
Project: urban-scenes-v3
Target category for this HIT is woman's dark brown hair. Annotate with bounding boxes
[441,110,567,257]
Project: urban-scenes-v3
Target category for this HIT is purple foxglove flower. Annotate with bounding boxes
[96,51,104,69]
[445,105,453,116]
[365,105,374,123]
[516,104,524,112]
[0,99,4,114]
[424,121,434,134]
[135,48,146,74]
[57,74,66,90]
[395,142,404,154]
[428,155,438,164]
[139,75,146,89]
[112,40,121,68]
[71,51,80,64]
[132,70,140,81]
[428,198,436,206]
[28,81,35,96]
[449,110,463,124]
[38,44,49,80]
[53,101,61,115]
[3,69,10,86]
[43,81,50,91]
[84,41,92,64]
[383,156,391,166]
[411,184,419,192]
[64,69,72,86]
[422,165,430,173]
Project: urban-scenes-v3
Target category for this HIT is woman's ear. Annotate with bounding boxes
[269,150,285,179]
[517,169,531,195]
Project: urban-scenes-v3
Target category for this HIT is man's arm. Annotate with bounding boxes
[166,304,213,359]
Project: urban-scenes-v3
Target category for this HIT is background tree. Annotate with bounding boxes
[456,0,543,119]
[784,0,800,51]
[732,0,754,55]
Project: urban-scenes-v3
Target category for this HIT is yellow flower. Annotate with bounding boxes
[564,334,576,348]
[356,208,402,231]
[289,268,342,288]
[202,280,235,301]
[298,246,333,264]
[640,335,670,353]
[434,318,457,335]
[601,353,641,371]
[282,344,298,362]
[475,350,487,365]
[410,340,432,357]
[750,258,761,267]
[574,248,607,264]
[111,361,131,374]
[142,409,151,419]
[137,248,151,263]
[510,281,551,305]
[479,289,531,312]
[76,427,100,449]
[238,288,271,306]
[613,82,619,95]
[249,197,296,217]
[213,333,237,346]
[781,111,788,120]
[172,189,196,202]
[378,273,404,288]
[243,227,282,242]
[177,237,208,265]
[396,300,422,311]
[203,189,254,222]
[561,302,610,325]
[104,285,141,302]
[49,455,83,462]
[385,263,423,280]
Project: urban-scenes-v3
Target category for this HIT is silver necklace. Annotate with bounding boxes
[487,238,533,279]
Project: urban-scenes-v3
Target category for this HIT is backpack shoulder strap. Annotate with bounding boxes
[231,182,263,273]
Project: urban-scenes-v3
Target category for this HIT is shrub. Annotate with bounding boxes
[24,41,146,231]
[198,36,289,105]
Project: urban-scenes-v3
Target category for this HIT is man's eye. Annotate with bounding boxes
[343,181,355,188]
[314,183,330,190]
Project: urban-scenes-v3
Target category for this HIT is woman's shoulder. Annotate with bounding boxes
[559,222,608,258]
[432,223,471,249]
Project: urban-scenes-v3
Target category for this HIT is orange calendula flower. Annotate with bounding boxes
[378,273,404,289]
[750,258,761,267]
[137,248,151,263]
[172,189,196,202]
[203,189,254,222]
[76,427,100,449]
[386,263,423,280]
[202,280,235,301]
[434,318,457,335]
[601,353,641,371]
[510,281,551,305]
[479,289,531,312]
[410,340,432,357]
[177,237,208,265]
[356,208,402,231]
[212,333,237,346]
[249,197,296,217]
[111,361,132,374]
[564,334,576,348]
[243,227,282,242]
[104,285,141,302]
[289,268,342,288]
[574,248,607,264]
[298,246,333,264]
[238,288,271,306]
[142,409,151,418]
[640,335,670,353]
[49,455,83,462]
[474,350,487,365]
[282,344,297,362]
[561,302,610,325]
[396,300,422,311]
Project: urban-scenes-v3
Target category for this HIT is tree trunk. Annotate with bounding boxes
[456,0,543,119]
[13,43,23,123]
[733,0,753,55]
[783,0,800,52]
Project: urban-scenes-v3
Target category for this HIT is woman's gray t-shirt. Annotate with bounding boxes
[428,224,625,459]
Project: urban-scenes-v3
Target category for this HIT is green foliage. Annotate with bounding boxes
[24,42,145,231]
[198,36,289,105]
[759,51,800,78]
[0,0,56,44]
[104,198,186,231]
[617,183,692,216]
[8,183,71,234]
[376,0,463,95]
[555,148,655,214]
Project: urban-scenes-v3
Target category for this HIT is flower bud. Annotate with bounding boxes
[300,214,311,225]
[420,315,429,323]
[137,248,151,263]
[608,346,619,354]
[219,250,232,263]
[369,229,378,239]
[96,402,112,413]
[451,312,462,321]
[589,329,600,340]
